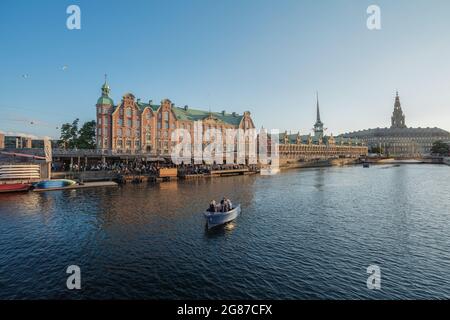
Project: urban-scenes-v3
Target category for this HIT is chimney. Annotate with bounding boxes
[232,112,237,117]
[221,110,226,115]
[184,105,188,111]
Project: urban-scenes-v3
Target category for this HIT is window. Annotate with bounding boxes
[118,140,123,147]
[158,113,162,119]
[126,108,132,116]
[146,133,151,142]
[164,122,169,129]
[117,128,122,137]
[157,122,161,129]
[103,128,108,136]
[118,119,123,126]
[146,112,151,119]
[126,128,131,137]
[163,112,169,121]
[135,129,140,136]
[97,128,101,136]
[120,108,124,115]
[135,140,140,147]
[98,118,102,125]
[127,119,132,127]
[126,140,131,147]
[135,120,140,128]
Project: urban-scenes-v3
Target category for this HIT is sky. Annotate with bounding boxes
[1,0,450,139]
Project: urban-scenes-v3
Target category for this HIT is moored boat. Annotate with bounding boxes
[204,204,241,229]
[0,183,31,193]
[33,179,76,190]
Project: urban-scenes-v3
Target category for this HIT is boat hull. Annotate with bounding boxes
[204,205,241,229]
[0,183,31,193]
[34,179,76,189]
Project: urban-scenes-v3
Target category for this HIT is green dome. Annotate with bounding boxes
[97,96,114,105]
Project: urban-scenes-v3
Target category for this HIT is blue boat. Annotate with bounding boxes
[34,179,76,189]
[204,204,241,229]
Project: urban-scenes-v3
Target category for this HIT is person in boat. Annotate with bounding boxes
[226,198,233,211]
[220,197,228,212]
[208,200,217,212]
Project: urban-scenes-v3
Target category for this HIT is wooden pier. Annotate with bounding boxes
[209,168,249,176]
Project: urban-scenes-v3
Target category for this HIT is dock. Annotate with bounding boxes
[33,181,118,192]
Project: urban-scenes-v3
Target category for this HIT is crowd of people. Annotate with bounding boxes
[53,160,256,176]
[208,197,233,213]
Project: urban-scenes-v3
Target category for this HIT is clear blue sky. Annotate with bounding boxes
[1,0,450,138]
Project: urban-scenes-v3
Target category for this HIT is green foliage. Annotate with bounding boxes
[77,120,96,149]
[59,119,96,149]
[431,140,449,156]
[370,146,384,154]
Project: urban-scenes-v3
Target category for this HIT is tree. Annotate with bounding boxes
[59,118,79,149]
[431,140,449,156]
[77,120,96,149]
[370,146,384,154]
[59,119,96,149]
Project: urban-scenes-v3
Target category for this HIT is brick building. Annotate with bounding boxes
[96,79,255,156]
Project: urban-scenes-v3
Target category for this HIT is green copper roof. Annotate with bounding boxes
[97,96,114,105]
[136,101,159,112]
[172,107,243,126]
[135,101,244,126]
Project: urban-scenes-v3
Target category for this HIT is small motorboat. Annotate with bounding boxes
[0,183,32,193]
[204,204,241,229]
[33,179,76,190]
[363,162,370,168]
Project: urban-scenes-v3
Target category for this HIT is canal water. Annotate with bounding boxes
[0,164,450,299]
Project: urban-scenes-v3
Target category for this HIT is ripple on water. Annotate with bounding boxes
[0,165,450,299]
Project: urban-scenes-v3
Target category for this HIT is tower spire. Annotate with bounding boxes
[101,74,110,97]
[316,91,321,122]
[391,90,406,128]
[313,91,324,139]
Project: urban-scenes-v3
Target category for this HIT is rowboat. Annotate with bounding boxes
[33,179,76,190]
[204,204,241,229]
[0,183,31,193]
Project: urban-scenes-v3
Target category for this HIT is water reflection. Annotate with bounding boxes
[1,165,450,299]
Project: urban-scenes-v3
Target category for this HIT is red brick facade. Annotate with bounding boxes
[96,83,255,155]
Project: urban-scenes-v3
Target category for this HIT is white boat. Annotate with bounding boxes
[204,204,241,229]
